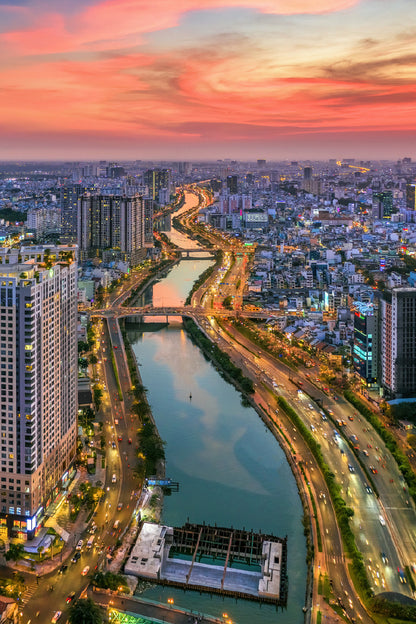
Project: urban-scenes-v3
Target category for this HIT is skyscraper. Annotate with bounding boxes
[303,166,312,180]
[372,191,394,219]
[60,184,96,243]
[406,184,416,211]
[226,175,238,194]
[143,198,154,248]
[379,288,416,398]
[78,194,146,265]
[144,169,171,202]
[0,245,77,539]
[352,302,377,385]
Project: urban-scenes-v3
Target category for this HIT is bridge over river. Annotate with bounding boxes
[88,305,280,322]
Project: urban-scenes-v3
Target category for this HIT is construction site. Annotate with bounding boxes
[125,521,288,606]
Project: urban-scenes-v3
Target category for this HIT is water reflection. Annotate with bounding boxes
[128,259,306,624]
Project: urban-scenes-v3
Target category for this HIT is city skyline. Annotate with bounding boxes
[1,0,416,161]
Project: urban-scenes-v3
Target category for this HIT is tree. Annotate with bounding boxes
[68,598,102,624]
[5,543,24,561]
[223,296,233,310]
[408,434,416,450]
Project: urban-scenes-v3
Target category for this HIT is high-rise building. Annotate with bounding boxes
[60,184,96,243]
[144,169,171,202]
[406,184,416,210]
[379,288,416,398]
[303,166,312,180]
[352,302,377,385]
[0,245,77,539]
[78,194,146,265]
[226,175,238,195]
[144,198,154,248]
[372,191,394,219]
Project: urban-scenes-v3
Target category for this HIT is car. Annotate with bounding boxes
[348,464,355,473]
[381,552,388,564]
[117,502,123,511]
[111,441,116,449]
[66,591,76,604]
[114,419,119,425]
[398,568,406,583]
[128,438,132,444]
[363,449,369,457]
[348,416,354,421]
[76,539,83,550]
[118,436,122,442]
[71,551,81,564]
[58,564,68,574]
[365,485,373,495]
[112,473,117,483]
[82,565,90,576]
[51,612,62,623]
[370,466,378,474]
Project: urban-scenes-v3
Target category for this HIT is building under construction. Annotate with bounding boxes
[125,521,288,606]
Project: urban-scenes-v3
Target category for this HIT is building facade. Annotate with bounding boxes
[144,169,171,202]
[60,184,96,243]
[0,245,78,539]
[372,191,394,220]
[379,288,416,398]
[77,194,146,265]
[352,302,377,385]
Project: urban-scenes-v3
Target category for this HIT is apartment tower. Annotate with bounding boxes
[379,287,416,398]
[0,245,77,539]
[77,194,146,265]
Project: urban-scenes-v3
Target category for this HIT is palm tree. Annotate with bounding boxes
[68,598,102,624]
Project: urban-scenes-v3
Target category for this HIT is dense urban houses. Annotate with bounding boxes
[0,245,77,539]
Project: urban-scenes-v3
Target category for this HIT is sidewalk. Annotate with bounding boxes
[9,470,94,577]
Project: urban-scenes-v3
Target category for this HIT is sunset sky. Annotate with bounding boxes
[1,0,415,160]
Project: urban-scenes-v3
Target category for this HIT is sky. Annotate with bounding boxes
[0,0,416,161]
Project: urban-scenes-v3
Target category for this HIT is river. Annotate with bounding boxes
[128,260,307,624]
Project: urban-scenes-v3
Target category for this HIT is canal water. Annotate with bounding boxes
[128,261,307,624]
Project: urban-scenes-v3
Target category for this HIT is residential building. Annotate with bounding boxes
[144,169,171,202]
[0,245,77,539]
[77,194,146,265]
[379,287,416,397]
[60,184,95,243]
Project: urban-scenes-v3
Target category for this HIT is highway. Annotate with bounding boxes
[203,315,416,601]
